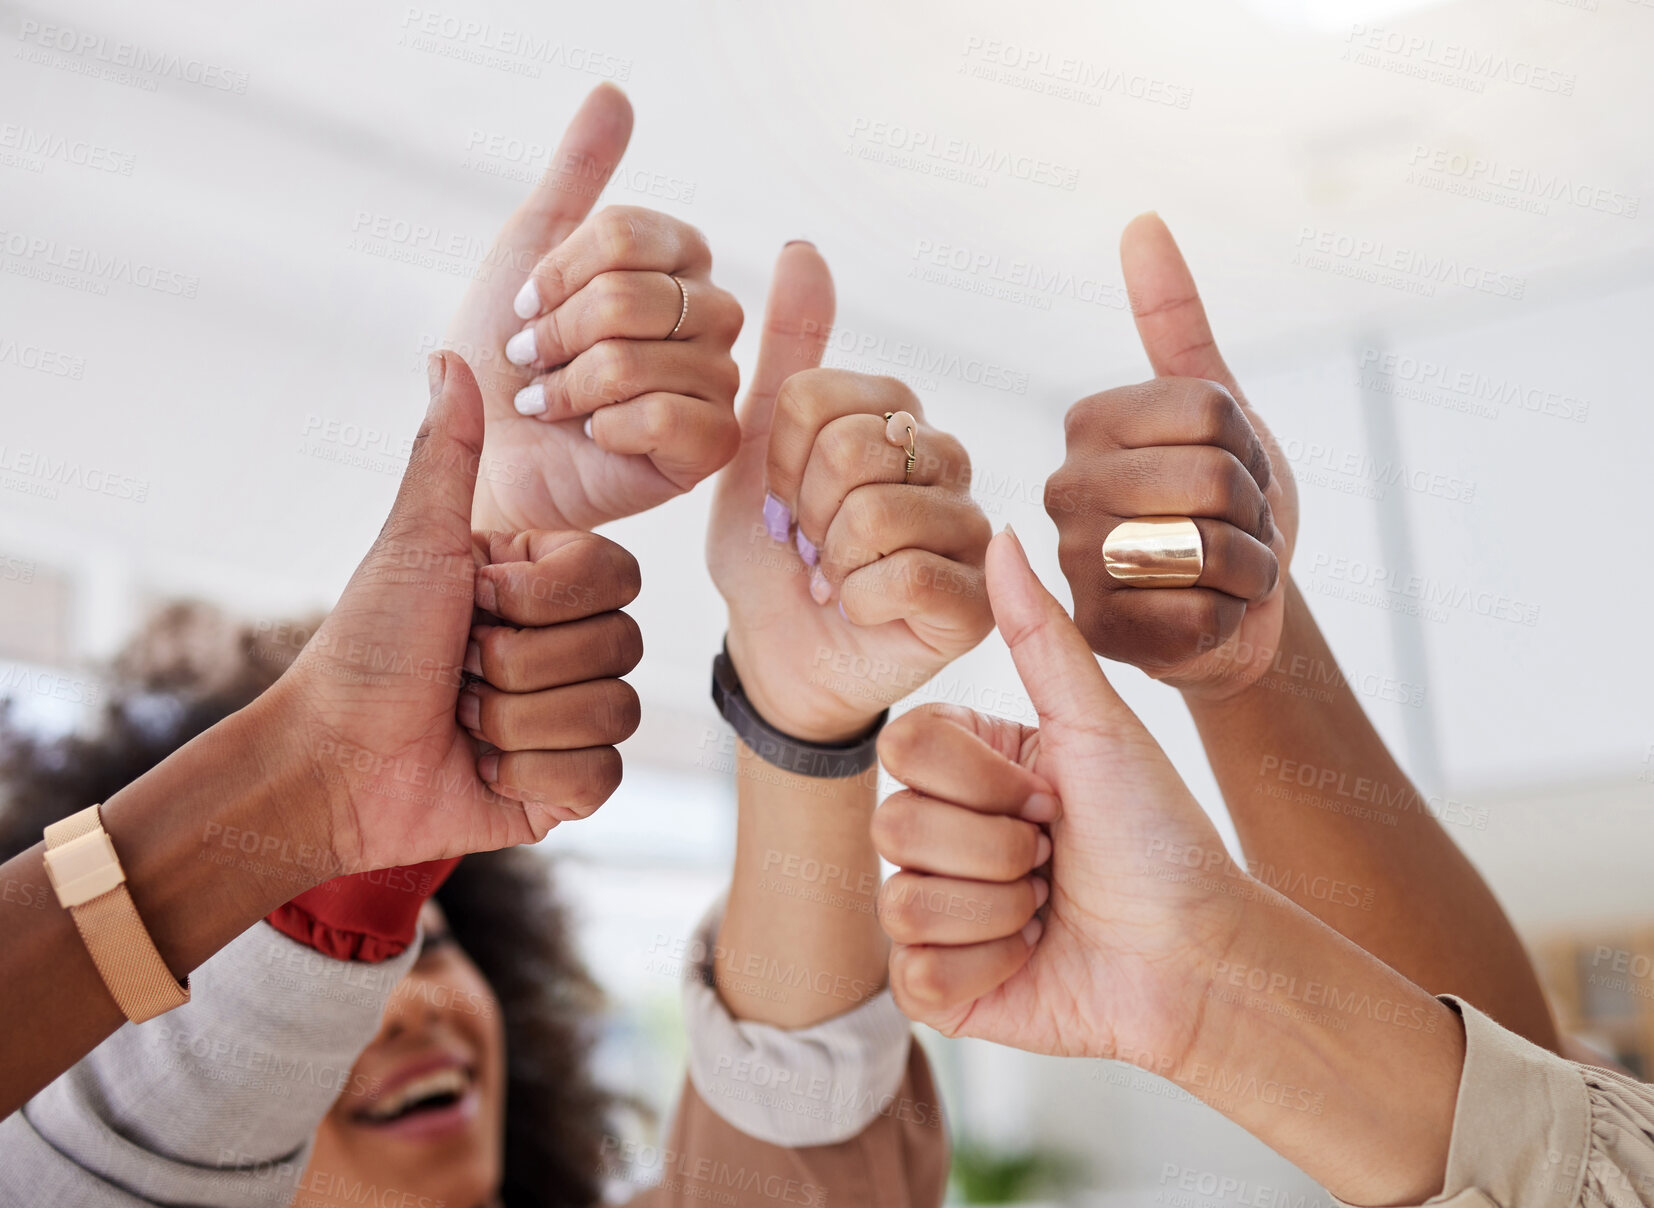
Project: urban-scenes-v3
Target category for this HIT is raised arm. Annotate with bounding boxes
[1041,213,1558,1051]
[0,356,640,1116]
[878,531,1654,1208]
[629,242,993,1206]
[874,530,1465,1207]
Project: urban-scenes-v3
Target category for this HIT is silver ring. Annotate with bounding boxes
[666,274,689,339]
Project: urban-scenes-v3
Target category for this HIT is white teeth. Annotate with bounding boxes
[364,1065,468,1120]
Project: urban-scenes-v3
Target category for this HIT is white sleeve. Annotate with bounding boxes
[679,896,914,1147]
[0,922,416,1207]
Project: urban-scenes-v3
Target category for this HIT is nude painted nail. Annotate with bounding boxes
[583,415,594,440]
[512,278,540,320]
[1031,876,1050,910]
[763,492,792,543]
[796,530,818,567]
[504,326,537,366]
[514,383,547,416]
[809,567,832,605]
[457,690,481,731]
[1034,832,1052,866]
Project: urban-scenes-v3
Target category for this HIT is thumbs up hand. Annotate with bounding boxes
[1044,214,1298,699]
[872,528,1246,1066]
[268,352,643,876]
[705,242,993,743]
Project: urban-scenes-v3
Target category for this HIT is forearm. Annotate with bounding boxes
[0,686,329,1115]
[714,739,887,1027]
[1172,887,1464,1207]
[1185,579,1558,1050]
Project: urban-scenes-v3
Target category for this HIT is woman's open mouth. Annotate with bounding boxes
[353,1059,479,1139]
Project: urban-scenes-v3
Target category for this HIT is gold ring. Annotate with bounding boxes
[666,274,689,339]
[1102,517,1204,587]
[883,410,917,483]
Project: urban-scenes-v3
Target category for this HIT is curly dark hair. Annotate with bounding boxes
[0,601,615,1208]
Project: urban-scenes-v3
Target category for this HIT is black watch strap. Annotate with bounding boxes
[711,643,886,779]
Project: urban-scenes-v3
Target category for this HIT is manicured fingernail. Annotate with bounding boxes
[1034,832,1052,866]
[426,352,445,399]
[762,492,791,542]
[1023,792,1059,823]
[796,530,818,566]
[514,383,546,416]
[504,326,537,366]
[458,689,481,731]
[478,753,499,783]
[512,278,540,319]
[837,600,849,622]
[784,239,815,249]
[582,415,594,440]
[463,640,483,676]
[809,567,832,605]
[1031,876,1050,909]
[1021,917,1044,948]
[475,573,498,614]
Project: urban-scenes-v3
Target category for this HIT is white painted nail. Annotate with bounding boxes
[513,383,547,416]
[512,278,540,319]
[504,326,537,366]
[582,415,594,439]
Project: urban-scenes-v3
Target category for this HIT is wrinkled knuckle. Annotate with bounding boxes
[1189,381,1240,445]
[568,749,623,817]
[774,371,817,421]
[595,207,639,263]
[589,273,633,331]
[897,948,949,1009]
[820,427,868,483]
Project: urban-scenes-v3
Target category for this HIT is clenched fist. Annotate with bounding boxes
[1045,214,1298,699]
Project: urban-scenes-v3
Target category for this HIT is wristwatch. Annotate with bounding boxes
[711,642,886,778]
[43,804,190,1022]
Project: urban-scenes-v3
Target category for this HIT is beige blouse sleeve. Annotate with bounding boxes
[1372,996,1654,1208]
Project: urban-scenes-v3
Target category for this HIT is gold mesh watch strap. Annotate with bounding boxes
[44,805,190,1023]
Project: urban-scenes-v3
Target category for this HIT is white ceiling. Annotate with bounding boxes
[3,0,1652,917]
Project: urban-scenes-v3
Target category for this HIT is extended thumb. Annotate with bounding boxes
[987,528,1127,731]
[736,242,835,442]
[383,351,486,542]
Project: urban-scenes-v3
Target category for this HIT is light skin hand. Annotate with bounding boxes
[708,242,993,1027]
[706,242,994,744]
[1044,212,1560,1051]
[451,83,743,536]
[874,529,1465,1207]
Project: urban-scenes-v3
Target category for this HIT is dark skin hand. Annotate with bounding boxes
[1042,212,1559,1052]
[0,354,644,1116]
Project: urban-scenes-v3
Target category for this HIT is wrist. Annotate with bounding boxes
[96,687,337,981]
[1180,580,1308,720]
[724,627,880,745]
